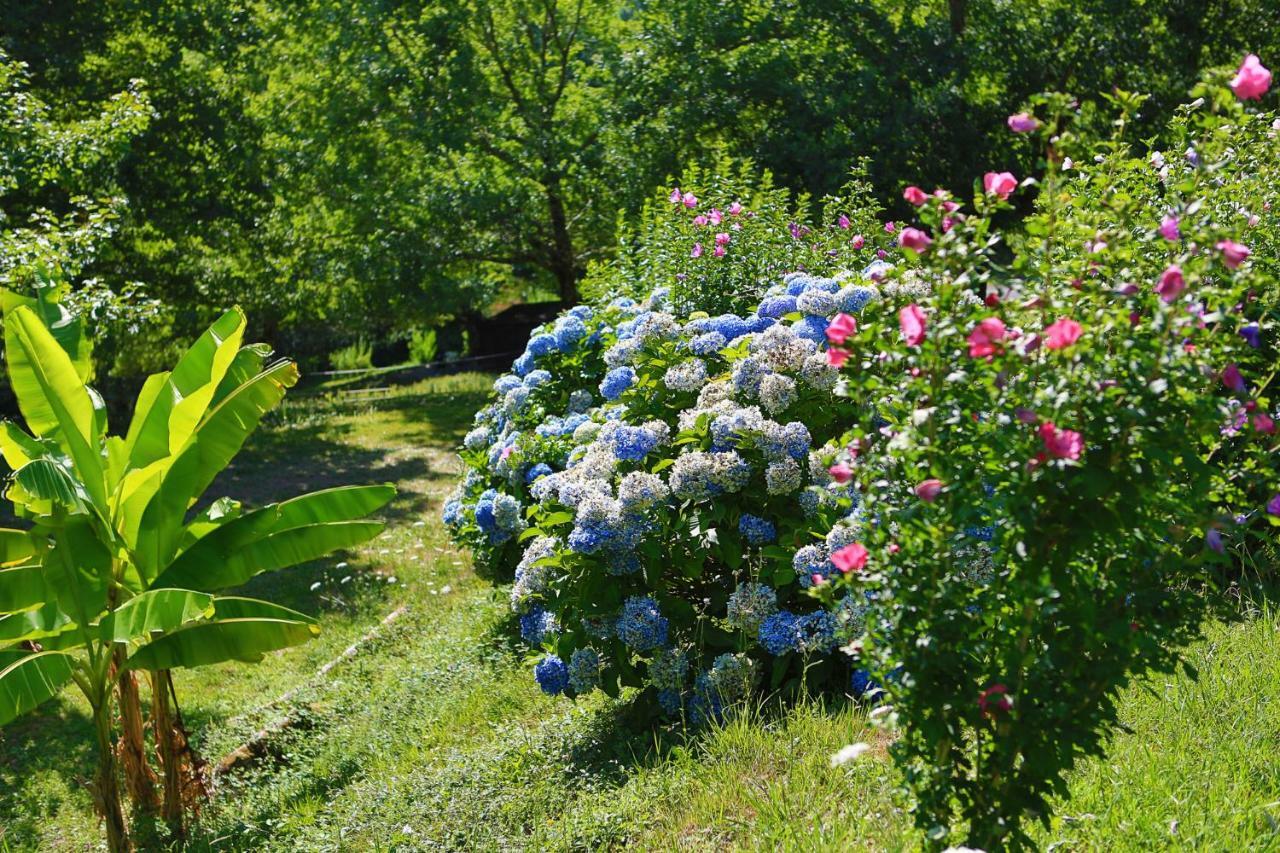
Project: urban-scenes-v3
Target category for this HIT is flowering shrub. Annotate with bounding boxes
[446,55,1279,849]
[816,69,1280,847]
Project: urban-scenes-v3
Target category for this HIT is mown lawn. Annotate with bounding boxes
[2,374,1278,851]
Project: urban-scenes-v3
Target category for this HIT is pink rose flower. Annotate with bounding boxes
[967,317,1007,359]
[1007,112,1040,132]
[1044,317,1083,350]
[898,227,932,252]
[983,171,1018,200]
[826,346,851,368]
[826,312,858,344]
[828,463,853,484]
[1253,412,1276,434]
[1230,54,1272,101]
[899,304,927,346]
[831,543,869,574]
[713,244,726,258]
[979,683,1012,716]
[851,233,865,249]
[914,479,943,502]
[1216,239,1251,269]
[838,214,851,229]
[1038,421,1083,461]
[903,185,928,206]
[693,214,709,227]
[1156,266,1185,302]
[884,221,896,234]
[681,191,698,209]
[708,208,723,225]
[1159,215,1180,241]
[691,243,703,258]
[727,201,744,216]
[669,187,682,204]
[714,232,731,246]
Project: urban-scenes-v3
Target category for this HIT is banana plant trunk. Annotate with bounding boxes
[91,699,132,853]
[151,668,208,834]
[115,659,159,815]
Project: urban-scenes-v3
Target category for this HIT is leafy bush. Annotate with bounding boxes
[408,326,439,364]
[330,337,373,371]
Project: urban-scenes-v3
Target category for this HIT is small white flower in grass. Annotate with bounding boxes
[829,742,872,766]
[869,704,893,720]
[309,581,322,592]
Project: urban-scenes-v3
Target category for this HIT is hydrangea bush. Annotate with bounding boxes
[446,56,1279,849]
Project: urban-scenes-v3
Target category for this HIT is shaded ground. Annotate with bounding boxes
[2,373,1279,851]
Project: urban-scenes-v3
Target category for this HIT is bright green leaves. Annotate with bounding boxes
[98,589,216,644]
[0,650,75,726]
[125,598,319,670]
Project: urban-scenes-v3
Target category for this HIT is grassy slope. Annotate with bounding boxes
[1,374,1278,851]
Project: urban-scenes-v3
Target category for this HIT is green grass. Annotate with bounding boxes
[2,372,1279,851]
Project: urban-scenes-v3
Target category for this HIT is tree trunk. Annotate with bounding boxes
[150,669,209,836]
[948,0,967,35]
[115,655,159,816]
[544,178,579,303]
[91,700,132,853]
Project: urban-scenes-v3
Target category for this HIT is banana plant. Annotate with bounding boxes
[0,293,393,852]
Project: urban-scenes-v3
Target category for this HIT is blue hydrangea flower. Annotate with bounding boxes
[606,551,641,575]
[604,424,662,461]
[567,648,601,694]
[442,498,463,526]
[528,333,558,357]
[494,375,522,394]
[738,513,776,545]
[617,596,668,651]
[657,688,683,715]
[648,647,689,689]
[850,668,876,698]
[567,304,594,321]
[534,655,569,695]
[726,583,777,635]
[794,611,838,654]
[554,316,587,349]
[520,607,558,644]
[758,610,799,654]
[513,351,535,377]
[525,463,553,483]
[837,285,878,313]
[731,356,768,396]
[785,273,814,295]
[757,294,798,318]
[600,366,636,400]
[523,369,552,388]
[793,314,830,343]
[689,331,728,355]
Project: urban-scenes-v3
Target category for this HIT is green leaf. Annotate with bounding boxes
[124,597,319,670]
[0,564,49,614]
[0,529,34,567]
[4,306,106,507]
[99,589,216,644]
[0,287,93,382]
[0,603,74,646]
[11,458,85,512]
[45,518,112,628]
[134,359,300,581]
[0,650,75,725]
[0,421,44,472]
[155,520,384,591]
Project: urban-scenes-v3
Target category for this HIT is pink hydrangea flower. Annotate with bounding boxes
[899,304,927,346]
[914,479,943,502]
[828,463,853,484]
[967,317,1007,358]
[1230,54,1272,101]
[903,185,928,206]
[1039,421,1083,460]
[681,191,698,209]
[983,171,1018,200]
[691,243,703,258]
[898,227,932,252]
[1159,215,1180,241]
[1156,266,1185,302]
[851,234,865,249]
[838,214,851,229]
[831,542,869,574]
[1044,317,1083,350]
[1007,112,1040,132]
[1217,239,1251,269]
[826,312,858,344]
[827,346,851,368]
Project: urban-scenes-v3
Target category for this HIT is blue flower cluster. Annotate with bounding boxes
[738,513,777,545]
[617,595,669,652]
[534,655,569,695]
[758,610,838,655]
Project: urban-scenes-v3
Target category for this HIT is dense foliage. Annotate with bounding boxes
[448,60,1280,847]
[6,1,1280,369]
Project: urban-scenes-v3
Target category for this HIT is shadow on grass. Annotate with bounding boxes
[0,698,97,848]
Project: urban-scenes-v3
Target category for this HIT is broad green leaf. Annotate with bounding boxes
[0,529,34,567]
[154,521,385,591]
[99,589,215,644]
[124,597,318,670]
[0,421,43,471]
[124,309,246,470]
[0,603,74,646]
[210,343,274,408]
[0,287,93,382]
[45,518,111,628]
[0,650,74,726]
[134,359,300,581]
[11,458,85,513]
[0,565,48,614]
[4,306,106,507]
[120,371,170,466]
